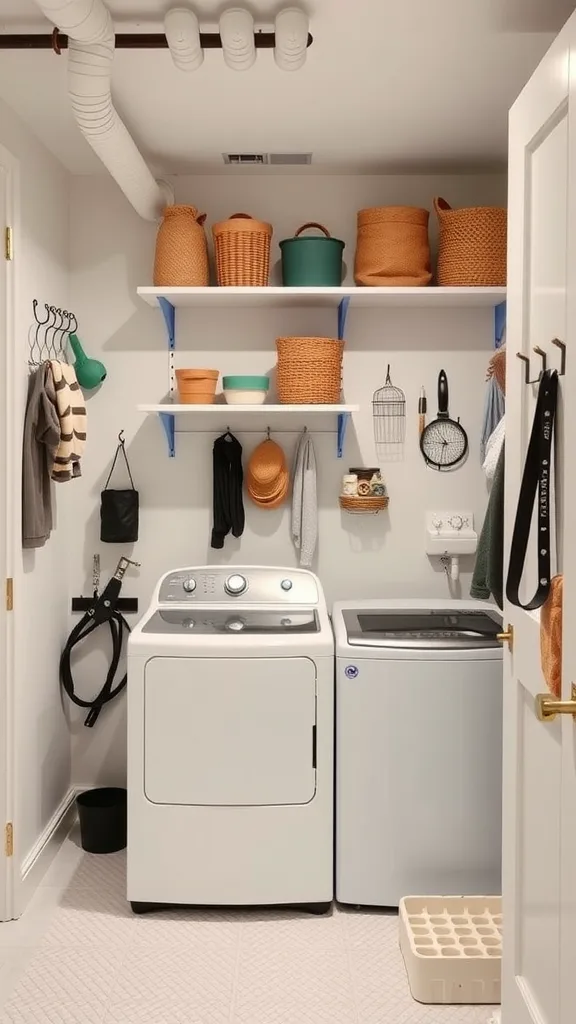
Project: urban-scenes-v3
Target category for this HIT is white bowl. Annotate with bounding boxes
[223,389,268,405]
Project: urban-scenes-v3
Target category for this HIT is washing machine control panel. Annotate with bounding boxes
[157,567,319,605]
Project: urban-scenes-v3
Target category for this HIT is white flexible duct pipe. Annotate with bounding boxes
[33,0,169,221]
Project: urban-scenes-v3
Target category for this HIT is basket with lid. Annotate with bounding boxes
[212,213,273,286]
[280,222,345,286]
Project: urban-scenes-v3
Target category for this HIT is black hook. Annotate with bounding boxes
[516,346,547,384]
[118,430,125,445]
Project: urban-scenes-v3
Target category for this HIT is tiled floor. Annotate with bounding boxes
[0,829,496,1023]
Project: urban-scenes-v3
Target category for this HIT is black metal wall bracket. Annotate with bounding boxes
[516,339,566,384]
[72,597,139,614]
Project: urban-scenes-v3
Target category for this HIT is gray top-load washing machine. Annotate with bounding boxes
[333,599,503,907]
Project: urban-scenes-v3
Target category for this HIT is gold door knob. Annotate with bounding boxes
[497,625,514,650]
[536,684,576,722]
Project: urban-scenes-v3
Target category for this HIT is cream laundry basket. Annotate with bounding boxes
[399,895,502,1004]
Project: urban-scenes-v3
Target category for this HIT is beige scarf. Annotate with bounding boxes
[49,361,87,481]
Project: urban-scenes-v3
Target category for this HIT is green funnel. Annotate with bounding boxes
[69,334,107,391]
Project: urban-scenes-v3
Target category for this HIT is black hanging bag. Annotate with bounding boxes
[100,432,139,544]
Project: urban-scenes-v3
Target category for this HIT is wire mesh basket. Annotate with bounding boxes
[372,365,406,460]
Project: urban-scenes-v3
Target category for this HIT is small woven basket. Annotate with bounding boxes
[434,198,507,286]
[339,495,389,514]
[212,213,273,286]
[276,337,344,404]
[354,206,432,287]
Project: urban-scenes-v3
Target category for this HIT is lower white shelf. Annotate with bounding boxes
[137,404,359,414]
[137,403,359,458]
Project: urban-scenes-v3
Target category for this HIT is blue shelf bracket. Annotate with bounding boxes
[494,301,506,349]
[337,412,350,459]
[158,297,176,351]
[158,412,175,458]
[338,296,350,341]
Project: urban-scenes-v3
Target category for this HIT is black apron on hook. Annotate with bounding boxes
[100,432,139,543]
[506,369,558,611]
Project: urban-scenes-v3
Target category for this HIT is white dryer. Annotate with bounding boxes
[333,599,503,908]
[127,566,333,913]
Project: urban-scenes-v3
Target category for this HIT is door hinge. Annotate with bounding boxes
[5,578,13,612]
[5,823,13,858]
[4,226,13,261]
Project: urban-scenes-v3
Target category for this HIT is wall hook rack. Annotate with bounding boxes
[516,339,566,384]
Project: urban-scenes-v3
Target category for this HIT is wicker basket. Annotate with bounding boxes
[276,337,343,404]
[212,213,273,286]
[339,495,389,514]
[434,198,507,286]
[354,206,432,287]
[154,205,209,287]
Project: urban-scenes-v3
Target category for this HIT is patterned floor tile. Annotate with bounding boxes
[234,945,356,1024]
[240,907,346,953]
[0,946,124,1023]
[41,886,136,948]
[63,850,126,894]
[133,906,241,948]
[103,943,238,1024]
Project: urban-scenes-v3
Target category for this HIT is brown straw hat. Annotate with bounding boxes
[247,439,289,509]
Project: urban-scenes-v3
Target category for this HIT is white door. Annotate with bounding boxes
[144,657,317,805]
[0,144,16,921]
[503,14,576,1024]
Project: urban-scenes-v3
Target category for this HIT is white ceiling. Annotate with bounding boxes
[0,0,573,175]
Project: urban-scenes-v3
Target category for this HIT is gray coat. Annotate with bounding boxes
[22,364,60,548]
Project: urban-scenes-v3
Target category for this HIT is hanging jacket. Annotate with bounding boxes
[211,432,245,549]
[22,363,60,549]
[50,360,87,481]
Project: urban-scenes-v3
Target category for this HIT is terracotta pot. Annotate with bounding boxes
[177,391,217,405]
[154,205,209,287]
[175,368,219,404]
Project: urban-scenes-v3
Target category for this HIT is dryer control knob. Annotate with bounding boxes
[280,579,293,591]
[225,573,247,596]
[182,578,197,593]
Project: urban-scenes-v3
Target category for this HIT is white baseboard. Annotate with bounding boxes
[18,787,78,912]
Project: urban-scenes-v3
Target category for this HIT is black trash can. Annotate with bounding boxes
[77,787,127,854]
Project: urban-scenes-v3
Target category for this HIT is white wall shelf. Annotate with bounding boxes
[138,404,360,458]
[138,285,506,310]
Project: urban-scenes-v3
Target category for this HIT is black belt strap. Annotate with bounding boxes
[506,368,558,611]
[60,575,130,727]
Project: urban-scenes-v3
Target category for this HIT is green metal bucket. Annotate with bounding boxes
[280,222,345,286]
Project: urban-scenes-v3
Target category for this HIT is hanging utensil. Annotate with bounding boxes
[420,370,468,470]
[372,364,406,459]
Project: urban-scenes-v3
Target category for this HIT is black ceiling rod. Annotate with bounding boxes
[0,30,313,51]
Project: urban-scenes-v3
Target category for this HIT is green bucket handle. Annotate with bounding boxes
[294,222,332,238]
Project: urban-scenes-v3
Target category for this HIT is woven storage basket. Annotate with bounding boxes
[212,213,273,286]
[339,495,389,514]
[154,205,209,287]
[276,337,343,404]
[354,206,432,287]
[434,198,507,286]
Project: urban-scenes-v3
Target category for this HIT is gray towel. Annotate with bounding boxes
[291,431,317,567]
[480,376,505,461]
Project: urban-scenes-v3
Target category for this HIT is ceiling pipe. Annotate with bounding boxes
[32,0,170,221]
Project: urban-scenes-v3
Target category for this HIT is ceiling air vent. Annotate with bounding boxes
[222,153,312,166]
[223,154,268,165]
